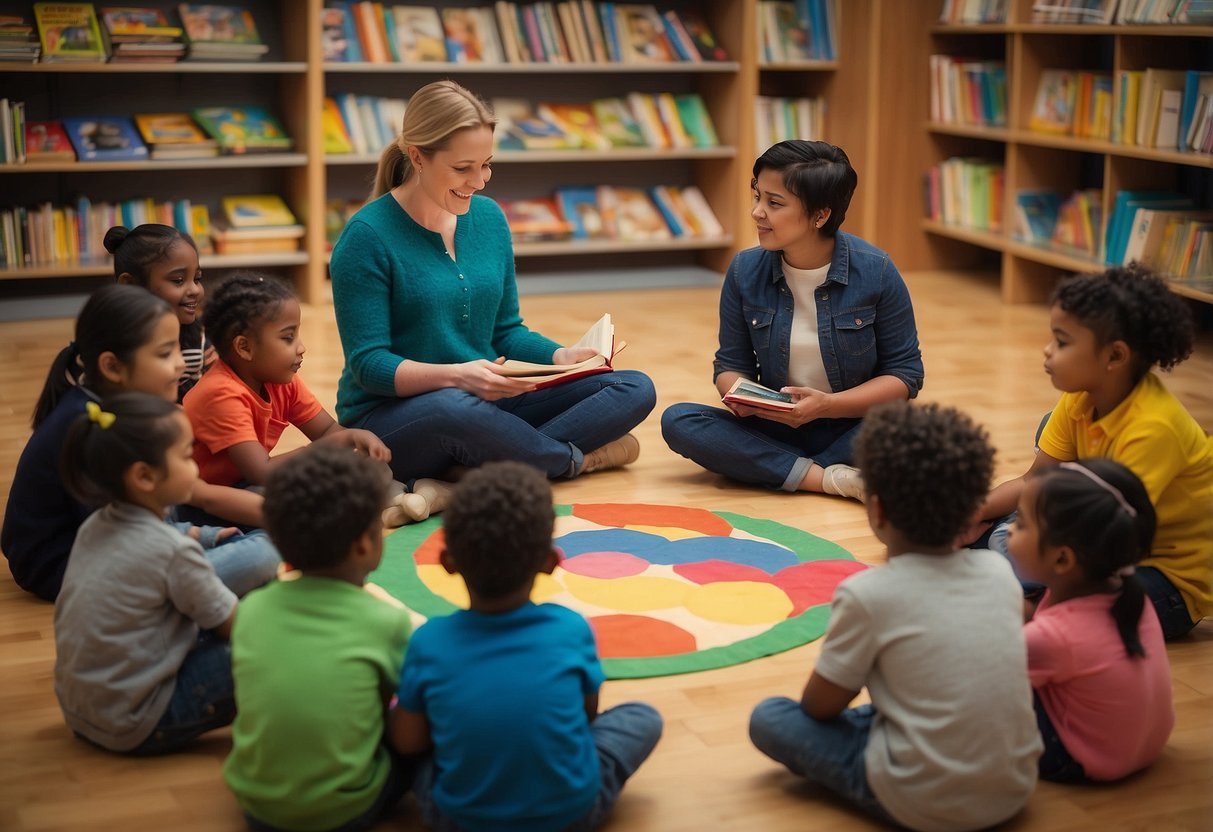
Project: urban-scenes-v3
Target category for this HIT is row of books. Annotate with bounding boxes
[9,3,268,64]
[939,0,1009,23]
[500,184,723,243]
[500,93,718,151]
[1027,70,1114,140]
[756,0,838,63]
[754,96,826,152]
[929,57,1008,128]
[1011,188,1104,257]
[323,1,726,65]
[923,157,1005,233]
[0,192,302,268]
[1,106,292,164]
[1029,0,1213,23]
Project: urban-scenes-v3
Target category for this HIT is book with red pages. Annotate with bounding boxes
[721,378,795,412]
[500,196,572,241]
[497,313,626,389]
[24,121,76,161]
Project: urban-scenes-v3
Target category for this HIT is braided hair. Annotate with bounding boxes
[202,271,296,361]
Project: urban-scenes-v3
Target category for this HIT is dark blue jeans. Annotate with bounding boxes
[355,370,656,481]
[748,697,893,823]
[1136,565,1199,641]
[129,632,235,755]
[1033,691,1087,783]
[661,403,861,490]
[243,744,417,832]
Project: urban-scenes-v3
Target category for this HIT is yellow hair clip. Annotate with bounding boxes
[85,401,116,430]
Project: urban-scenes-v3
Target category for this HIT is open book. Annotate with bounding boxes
[721,378,795,412]
[498,314,625,389]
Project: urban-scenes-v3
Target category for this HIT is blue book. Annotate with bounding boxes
[1104,191,1192,265]
[599,2,620,63]
[62,117,147,162]
[649,187,685,236]
[556,186,607,239]
[1014,190,1062,242]
[338,2,362,61]
[1178,71,1213,152]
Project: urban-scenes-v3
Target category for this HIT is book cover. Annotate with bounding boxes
[590,97,647,147]
[133,112,217,157]
[321,98,353,154]
[492,97,571,149]
[441,6,489,62]
[675,9,727,61]
[99,6,181,38]
[556,186,609,239]
[500,196,573,241]
[391,5,446,62]
[24,121,76,161]
[190,203,213,253]
[191,105,292,153]
[536,102,611,150]
[722,378,795,412]
[1028,69,1076,135]
[221,194,298,228]
[1013,189,1062,242]
[62,116,148,160]
[320,4,352,61]
[673,93,719,147]
[616,4,674,63]
[33,2,106,61]
[600,186,671,240]
[178,4,263,44]
[498,313,621,388]
[678,185,724,237]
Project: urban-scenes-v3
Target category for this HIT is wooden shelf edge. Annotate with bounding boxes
[926,121,1012,141]
[0,154,308,173]
[1011,131,1213,168]
[930,23,1012,34]
[325,148,736,165]
[759,60,839,71]
[513,235,733,257]
[322,61,740,74]
[0,61,306,73]
[921,219,1007,252]
[1007,23,1213,36]
[1,252,309,280]
[1165,281,1213,304]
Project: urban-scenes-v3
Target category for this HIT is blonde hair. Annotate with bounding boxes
[370,80,497,200]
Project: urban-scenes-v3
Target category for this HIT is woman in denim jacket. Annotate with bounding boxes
[662,141,923,501]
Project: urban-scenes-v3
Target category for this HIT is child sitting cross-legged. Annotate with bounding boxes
[224,442,414,832]
[749,401,1041,832]
[389,461,664,832]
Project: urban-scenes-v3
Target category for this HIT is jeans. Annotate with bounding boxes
[244,744,417,832]
[748,697,893,824]
[355,370,656,481]
[981,513,1047,597]
[1136,565,1199,641]
[662,403,861,491]
[129,632,235,755]
[201,529,280,597]
[413,702,663,832]
[1033,691,1087,783]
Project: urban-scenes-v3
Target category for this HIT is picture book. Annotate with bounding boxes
[591,97,647,147]
[178,4,262,44]
[134,112,218,157]
[536,102,611,150]
[24,121,75,161]
[440,6,501,62]
[721,378,795,412]
[392,5,447,62]
[600,186,671,240]
[221,194,297,228]
[191,105,292,153]
[616,4,674,63]
[498,313,624,388]
[1028,69,1077,135]
[320,4,353,61]
[492,98,571,150]
[1013,189,1062,242]
[678,185,724,236]
[99,6,182,39]
[556,186,609,239]
[33,3,106,62]
[62,116,148,161]
[676,9,727,61]
[500,196,572,241]
[321,98,353,154]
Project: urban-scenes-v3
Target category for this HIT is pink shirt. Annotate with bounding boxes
[1026,592,1174,780]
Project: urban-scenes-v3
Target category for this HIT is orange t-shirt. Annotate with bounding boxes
[183,359,324,487]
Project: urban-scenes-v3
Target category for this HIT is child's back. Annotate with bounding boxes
[821,549,1038,830]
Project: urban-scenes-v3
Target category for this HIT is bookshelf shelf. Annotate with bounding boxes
[324,148,737,166]
[758,60,839,71]
[0,61,307,73]
[1009,132,1213,168]
[513,235,734,257]
[0,251,309,281]
[323,61,741,75]
[0,154,309,173]
[926,122,1013,141]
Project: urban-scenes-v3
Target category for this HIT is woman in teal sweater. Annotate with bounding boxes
[330,81,655,523]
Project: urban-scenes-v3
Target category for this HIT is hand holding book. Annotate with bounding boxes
[721,379,831,428]
[497,313,626,389]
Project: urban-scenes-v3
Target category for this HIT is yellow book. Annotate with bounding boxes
[190,204,213,253]
[322,98,354,154]
[1121,70,1141,146]
[52,208,67,260]
[221,195,298,228]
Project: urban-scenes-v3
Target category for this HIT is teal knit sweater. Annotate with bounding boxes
[330,193,560,424]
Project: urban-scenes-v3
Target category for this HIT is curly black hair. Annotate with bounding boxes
[202,271,295,362]
[443,461,555,600]
[1053,264,1195,379]
[854,401,995,548]
[262,443,390,570]
[103,223,197,284]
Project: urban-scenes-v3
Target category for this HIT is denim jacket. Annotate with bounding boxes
[712,232,924,397]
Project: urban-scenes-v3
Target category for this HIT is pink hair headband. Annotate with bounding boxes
[1058,462,1137,518]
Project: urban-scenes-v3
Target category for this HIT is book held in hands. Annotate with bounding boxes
[722,378,796,412]
[497,313,625,389]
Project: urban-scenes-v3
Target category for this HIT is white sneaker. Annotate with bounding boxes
[822,464,867,503]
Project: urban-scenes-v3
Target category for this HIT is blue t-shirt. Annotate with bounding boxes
[398,602,605,832]
[2,385,95,600]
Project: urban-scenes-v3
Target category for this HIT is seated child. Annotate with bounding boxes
[106,223,215,401]
[749,401,1041,832]
[224,443,414,832]
[389,461,663,832]
[182,272,391,516]
[1007,459,1174,783]
[975,265,1212,639]
[55,393,237,754]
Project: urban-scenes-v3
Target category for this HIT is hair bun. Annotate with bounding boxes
[102,226,130,254]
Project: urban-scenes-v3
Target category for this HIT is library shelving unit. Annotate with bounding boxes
[0,0,318,296]
[874,0,1213,304]
[3,0,890,305]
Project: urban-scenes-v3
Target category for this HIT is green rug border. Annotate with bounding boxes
[371,505,856,679]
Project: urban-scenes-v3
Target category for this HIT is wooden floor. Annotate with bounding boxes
[1,270,1211,831]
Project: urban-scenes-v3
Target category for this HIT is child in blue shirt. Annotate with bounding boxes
[389,461,663,832]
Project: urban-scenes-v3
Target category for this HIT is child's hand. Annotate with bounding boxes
[344,428,392,462]
[215,526,241,543]
[187,525,202,541]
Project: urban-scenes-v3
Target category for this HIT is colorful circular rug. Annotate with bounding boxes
[371,503,866,679]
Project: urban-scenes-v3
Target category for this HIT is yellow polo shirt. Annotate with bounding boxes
[1038,373,1213,622]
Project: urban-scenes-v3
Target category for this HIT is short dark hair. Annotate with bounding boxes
[443,462,554,599]
[202,271,296,362]
[60,392,184,506]
[262,443,390,570]
[104,223,198,284]
[1052,264,1195,380]
[752,140,857,236]
[854,401,994,548]
[1032,459,1156,658]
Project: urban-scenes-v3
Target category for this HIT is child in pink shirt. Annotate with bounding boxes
[1007,458,1173,782]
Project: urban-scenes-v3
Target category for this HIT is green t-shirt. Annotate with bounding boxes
[224,576,411,830]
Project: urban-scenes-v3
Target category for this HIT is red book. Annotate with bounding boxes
[24,121,76,162]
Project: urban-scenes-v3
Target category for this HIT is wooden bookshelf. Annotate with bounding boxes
[874,0,1213,304]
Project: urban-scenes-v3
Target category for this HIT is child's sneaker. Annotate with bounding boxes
[822,464,867,503]
[581,433,641,474]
